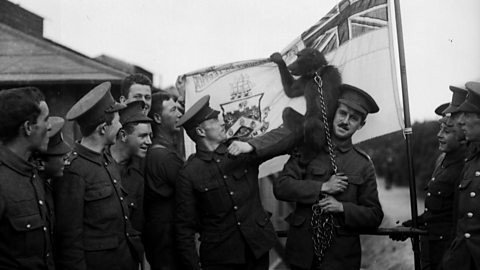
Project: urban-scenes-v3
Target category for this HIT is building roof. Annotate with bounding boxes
[0,23,128,84]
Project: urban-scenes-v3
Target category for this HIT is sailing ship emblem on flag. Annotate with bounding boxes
[220,74,269,138]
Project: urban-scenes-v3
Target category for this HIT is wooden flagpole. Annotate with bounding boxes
[392,0,421,269]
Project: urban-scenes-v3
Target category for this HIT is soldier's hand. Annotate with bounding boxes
[228,141,253,156]
[389,225,410,242]
[321,173,348,194]
[318,196,344,213]
[270,52,284,64]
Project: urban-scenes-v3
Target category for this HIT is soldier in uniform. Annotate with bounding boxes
[120,73,153,115]
[109,100,152,233]
[395,86,467,270]
[144,91,183,270]
[0,87,54,269]
[273,84,384,270]
[175,95,300,270]
[443,81,480,270]
[34,116,72,250]
[53,82,142,270]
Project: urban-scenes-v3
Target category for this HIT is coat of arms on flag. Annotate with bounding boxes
[220,74,269,138]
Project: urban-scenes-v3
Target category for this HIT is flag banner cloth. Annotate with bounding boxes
[178,0,403,177]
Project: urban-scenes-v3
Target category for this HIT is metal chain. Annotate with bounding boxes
[313,71,337,174]
[310,71,337,267]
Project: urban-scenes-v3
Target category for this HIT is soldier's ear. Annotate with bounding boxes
[23,120,33,136]
[196,126,206,137]
[98,123,107,136]
[153,113,162,125]
[118,129,128,142]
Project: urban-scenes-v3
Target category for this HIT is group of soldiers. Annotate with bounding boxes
[392,81,480,270]
[1,71,480,270]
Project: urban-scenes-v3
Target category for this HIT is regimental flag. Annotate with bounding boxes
[178,0,403,177]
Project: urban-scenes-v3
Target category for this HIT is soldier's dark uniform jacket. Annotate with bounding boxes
[0,145,55,269]
[175,126,298,270]
[443,145,480,269]
[53,143,142,270]
[273,139,383,270]
[144,136,184,269]
[415,149,465,270]
[114,153,145,233]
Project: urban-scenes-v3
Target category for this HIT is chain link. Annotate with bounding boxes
[310,71,337,267]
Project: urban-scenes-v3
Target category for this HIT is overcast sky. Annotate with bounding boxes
[10,0,480,121]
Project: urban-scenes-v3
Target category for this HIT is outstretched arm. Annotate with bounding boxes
[270,52,304,98]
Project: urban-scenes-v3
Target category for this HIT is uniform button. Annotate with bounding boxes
[43,226,47,231]
[244,169,248,173]
[46,253,50,257]
[471,192,476,198]
[124,216,128,220]
[468,212,474,218]
[476,171,480,176]
[237,222,241,226]
[126,233,130,237]
[130,203,134,206]
[437,191,442,195]
[427,192,431,197]
[465,233,471,239]
[39,200,44,205]
[431,177,435,181]
[425,208,429,212]
[223,175,228,179]
[459,184,462,188]
[26,224,31,229]
[33,174,36,178]
[230,191,234,196]
[113,179,118,184]
[216,159,221,163]
[233,206,238,210]
[439,235,444,240]
[120,197,124,201]
[73,152,77,155]
[204,188,209,191]
[104,162,108,166]
[424,222,428,226]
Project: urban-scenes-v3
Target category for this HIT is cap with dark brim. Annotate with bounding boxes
[120,100,152,125]
[338,84,379,115]
[66,82,126,128]
[443,86,468,114]
[454,81,480,114]
[45,116,71,155]
[176,95,220,131]
[434,102,449,116]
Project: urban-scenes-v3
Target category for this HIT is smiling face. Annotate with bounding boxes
[332,103,365,140]
[125,123,152,158]
[125,84,152,114]
[437,118,463,153]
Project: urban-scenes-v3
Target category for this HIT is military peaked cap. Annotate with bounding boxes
[119,100,152,125]
[176,95,220,130]
[45,116,71,155]
[443,86,468,114]
[455,81,480,114]
[338,84,379,115]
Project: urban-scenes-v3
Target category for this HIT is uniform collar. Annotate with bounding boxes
[74,142,105,165]
[0,144,35,176]
[442,147,466,167]
[333,138,353,153]
[195,143,228,161]
[152,135,175,150]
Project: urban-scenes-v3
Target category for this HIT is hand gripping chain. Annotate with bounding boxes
[310,72,337,267]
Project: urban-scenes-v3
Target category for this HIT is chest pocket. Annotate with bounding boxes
[335,174,364,203]
[84,184,116,220]
[195,180,227,215]
[8,213,45,256]
[425,181,454,212]
[306,166,329,181]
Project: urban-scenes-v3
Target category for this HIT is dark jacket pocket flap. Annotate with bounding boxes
[85,185,113,201]
[197,181,220,193]
[8,214,44,232]
[232,168,248,180]
[284,213,306,227]
[428,182,454,197]
[84,235,119,251]
[459,178,472,190]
